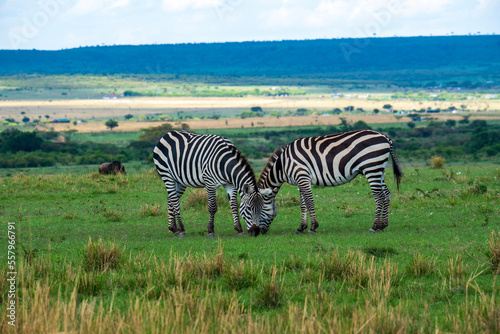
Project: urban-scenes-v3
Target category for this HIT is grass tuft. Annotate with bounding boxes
[141,203,162,216]
[487,231,500,274]
[82,237,124,272]
[104,209,121,222]
[363,246,398,258]
[406,253,436,278]
[223,260,260,290]
[257,265,283,309]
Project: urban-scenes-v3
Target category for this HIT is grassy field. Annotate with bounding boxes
[1,165,499,332]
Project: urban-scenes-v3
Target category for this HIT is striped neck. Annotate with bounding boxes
[226,146,258,194]
[258,146,285,189]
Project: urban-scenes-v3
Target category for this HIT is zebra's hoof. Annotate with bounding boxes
[237,232,245,237]
[295,230,303,234]
[308,230,317,235]
[175,232,187,237]
[369,228,383,233]
[207,233,216,238]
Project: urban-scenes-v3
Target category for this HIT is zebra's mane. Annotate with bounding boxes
[258,146,285,185]
[228,145,258,187]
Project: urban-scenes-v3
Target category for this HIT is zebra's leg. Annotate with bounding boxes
[226,186,244,236]
[174,183,187,237]
[379,184,391,230]
[297,182,319,234]
[206,184,218,237]
[295,192,309,234]
[369,183,384,232]
[164,179,180,235]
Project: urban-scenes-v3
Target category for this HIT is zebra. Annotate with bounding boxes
[153,130,272,237]
[251,129,403,234]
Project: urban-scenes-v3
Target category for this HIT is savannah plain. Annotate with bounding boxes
[2,95,500,132]
[1,74,500,333]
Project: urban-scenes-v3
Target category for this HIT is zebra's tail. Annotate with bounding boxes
[389,139,403,193]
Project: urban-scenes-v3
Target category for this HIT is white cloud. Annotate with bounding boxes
[306,1,351,27]
[108,0,131,10]
[0,0,498,49]
[258,5,303,28]
[397,0,454,17]
[161,0,223,12]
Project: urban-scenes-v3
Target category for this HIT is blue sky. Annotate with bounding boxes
[1,0,499,50]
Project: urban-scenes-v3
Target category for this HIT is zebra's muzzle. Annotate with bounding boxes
[248,224,261,237]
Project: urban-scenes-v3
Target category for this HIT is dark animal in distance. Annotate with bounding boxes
[98,161,126,175]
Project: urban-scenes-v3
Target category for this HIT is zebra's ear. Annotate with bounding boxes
[260,188,274,197]
[242,184,252,196]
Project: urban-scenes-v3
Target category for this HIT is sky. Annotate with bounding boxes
[0,0,499,50]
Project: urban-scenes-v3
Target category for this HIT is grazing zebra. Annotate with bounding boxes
[153,130,271,237]
[251,129,403,234]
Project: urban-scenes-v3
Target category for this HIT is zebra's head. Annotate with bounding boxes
[257,186,279,234]
[239,184,275,236]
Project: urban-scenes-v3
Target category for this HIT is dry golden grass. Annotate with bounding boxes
[49,113,500,132]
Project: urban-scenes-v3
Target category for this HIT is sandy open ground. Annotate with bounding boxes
[2,97,499,132]
[47,114,499,133]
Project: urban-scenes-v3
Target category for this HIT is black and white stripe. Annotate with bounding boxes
[153,130,269,237]
[254,129,403,234]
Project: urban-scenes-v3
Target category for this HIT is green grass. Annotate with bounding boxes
[71,131,141,146]
[0,166,499,332]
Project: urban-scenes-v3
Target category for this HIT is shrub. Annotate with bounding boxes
[430,155,445,168]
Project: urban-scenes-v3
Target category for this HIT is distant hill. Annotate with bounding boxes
[1,36,499,83]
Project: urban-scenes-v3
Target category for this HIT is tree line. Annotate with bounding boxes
[0,120,498,169]
[1,36,498,83]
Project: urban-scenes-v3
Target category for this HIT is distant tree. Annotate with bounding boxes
[351,120,371,130]
[383,104,393,111]
[295,108,308,116]
[22,116,30,123]
[344,106,354,112]
[138,123,190,145]
[332,108,342,114]
[0,129,41,152]
[458,115,470,124]
[470,120,487,128]
[460,80,472,88]
[64,129,78,141]
[124,114,134,120]
[45,115,50,119]
[407,122,416,129]
[445,119,456,127]
[105,119,119,131]
[6,118,15,123]
[373,108,380,114]
[251,106,263,112]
